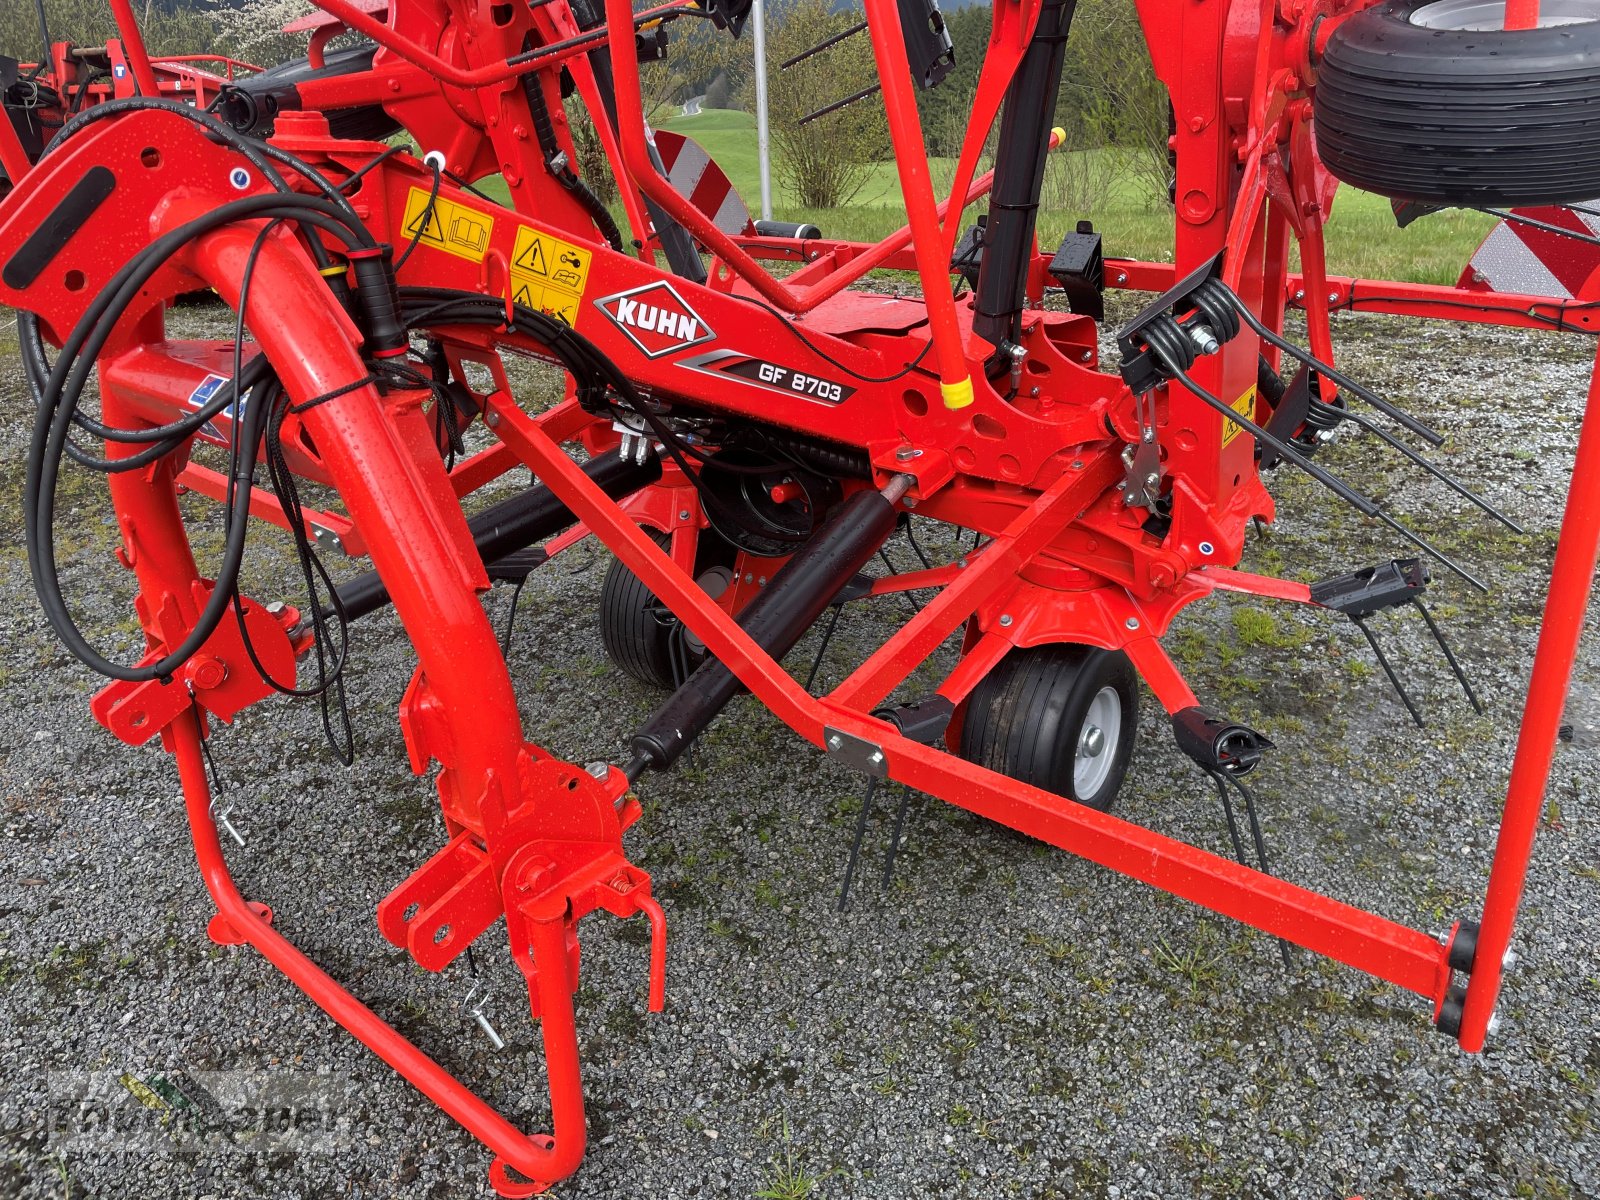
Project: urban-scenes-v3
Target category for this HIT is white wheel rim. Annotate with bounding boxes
[1409,0,1598,28]
[1073,686,1122,800]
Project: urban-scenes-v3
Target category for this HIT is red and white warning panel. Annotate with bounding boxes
[1459,203,1600,298]
[653,130,754,238]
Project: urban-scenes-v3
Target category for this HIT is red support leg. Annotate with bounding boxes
[1457,339,1600,1050]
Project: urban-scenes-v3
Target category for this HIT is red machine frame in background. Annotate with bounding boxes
[0,0,1595,1192]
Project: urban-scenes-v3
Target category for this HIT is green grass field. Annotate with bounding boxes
[648,109,1494,285]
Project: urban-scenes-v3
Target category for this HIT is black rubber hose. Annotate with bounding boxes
[520,64,624,252]
[627,478,909,778]
[335,450,662,620]
[972,0,1077,349]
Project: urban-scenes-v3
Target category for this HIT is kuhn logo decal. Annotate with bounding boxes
[596,281,714,358]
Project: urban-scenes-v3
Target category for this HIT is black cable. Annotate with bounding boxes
[1475,207,1600,249]
[395,289,811,552]
[394,160,441,272]
[27,195,372,684]
[1331,291,1600,335]
[735,294,937,384]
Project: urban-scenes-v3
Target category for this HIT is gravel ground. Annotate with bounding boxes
[0,302,1596,1200]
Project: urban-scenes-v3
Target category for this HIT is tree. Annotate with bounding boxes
[765,0,887,208]
[1,0,221,61]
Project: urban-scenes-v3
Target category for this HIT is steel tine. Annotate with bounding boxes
[1233,775,1294,969]
[1335,406,1524,533]
[780,19,867,70]
[1350,615,1425,728]
[881,783,914,889]
[1222,283,1445,446]
[1372,509,1489,592]
[1412,598,1485,714]
[838,776,880,912]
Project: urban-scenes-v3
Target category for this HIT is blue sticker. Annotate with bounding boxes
[113,64,127,78]
[187,374,234,442]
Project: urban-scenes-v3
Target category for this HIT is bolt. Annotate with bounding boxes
[1116,271,1128,285]
[998,614,1013,627]
[1125,616,1141,630]
[757,576,768,586]
[869,750,884,765]
[827,734,843,751]
[1070,459,1084,470]
[585,761,609,780]
[1142,428,1156,444]
[744,573,754,584]
[1188,323,1220,356]
[486,410,500,428]
[188,656,228,691]
[1327,291,1338,303]
[1293,288,1305,300]
[895,445,920,460]
[1030,387,1041,398]
[1079,350,1093,363]
[957,558,968,568]
[265,600,286,616]
[1144,472,1160,487]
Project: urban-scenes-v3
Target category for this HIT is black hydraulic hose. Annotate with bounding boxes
[972,0,1078,349]
[335,451,662,620]
[564,0,707,282]
[520,64,624,252]
[27,196,372,684]
[625,475,914,779]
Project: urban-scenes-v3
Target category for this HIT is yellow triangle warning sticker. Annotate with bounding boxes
[514,239,547,276]
[401,187,495,264]
[405,205,444,244]
[512,280,539,308]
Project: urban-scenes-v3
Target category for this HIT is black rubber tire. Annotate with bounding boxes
[957,643,1139,811]
[1313,0,1600,206]
[600,529,735,689]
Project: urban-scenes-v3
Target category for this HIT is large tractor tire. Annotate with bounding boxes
[1313,0,1600,206]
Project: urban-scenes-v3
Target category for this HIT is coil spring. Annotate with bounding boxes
[1303,372,1346,433]
[1137,277,1243,378]
[1140,314,1196,376]
[1188,277,1241,342]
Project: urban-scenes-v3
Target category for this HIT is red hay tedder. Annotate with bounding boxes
[1,0,1598,1191]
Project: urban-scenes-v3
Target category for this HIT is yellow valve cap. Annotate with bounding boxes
[941,377,975,410]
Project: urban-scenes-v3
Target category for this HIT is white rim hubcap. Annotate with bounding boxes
[1074,686,1122,799]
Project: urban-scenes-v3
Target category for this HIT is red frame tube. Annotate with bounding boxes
[172,707,586,1183]
[1458,337,1600,1049]
[107,0,161,96]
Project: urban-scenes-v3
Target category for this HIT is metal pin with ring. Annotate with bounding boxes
[463,982,506,1051]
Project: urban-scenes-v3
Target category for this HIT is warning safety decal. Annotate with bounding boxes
[401,188,495,265]
[400,188,594,326]
[1221,384,1257,448]
[509,226,592,327]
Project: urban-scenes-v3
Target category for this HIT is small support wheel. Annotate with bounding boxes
[957,643,1139,811]
[599,528,735,688]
